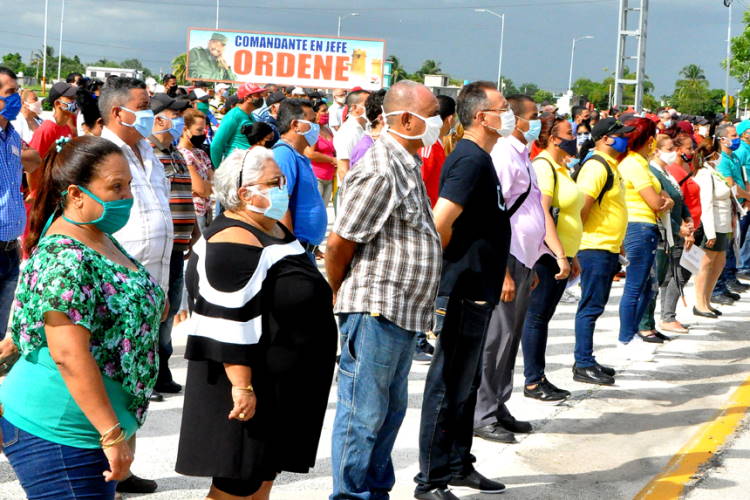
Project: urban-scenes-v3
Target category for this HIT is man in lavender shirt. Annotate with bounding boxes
[474,95,549,444]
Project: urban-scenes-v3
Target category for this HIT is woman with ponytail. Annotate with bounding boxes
[0,136,166,499]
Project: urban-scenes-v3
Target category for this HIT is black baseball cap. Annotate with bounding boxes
[150,93,191,114]
[49,82,78,103]
[266,91,286,106]
[591,117,635,141]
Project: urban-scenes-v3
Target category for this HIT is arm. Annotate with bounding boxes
[580,194,596,225]
[325,232,357,300]
[45,312,132,481]
[638,186,672,213]
[539,193,571,280]
[21,147,41,173]
[304,145,337,165]
[186,161,212,198]
[337,159,350,181]
[432,197,464,249]
[223,363,256,421]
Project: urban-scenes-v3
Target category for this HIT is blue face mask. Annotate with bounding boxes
[0,93,22,121]
[161,115,184,142]
[59,100,78,114]
[247,186,289,221]
[41,186,134,237]
[728,137,742,151]
[523,119,542,143]
[609,136,629,153]
[663,120,673,129]
[297,120,320,147]
[120,107,155,139]
[567,158,580,170]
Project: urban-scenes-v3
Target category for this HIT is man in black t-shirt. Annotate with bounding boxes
[415,81,512,500]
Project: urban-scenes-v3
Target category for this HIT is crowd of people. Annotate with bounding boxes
[0,61,749,500]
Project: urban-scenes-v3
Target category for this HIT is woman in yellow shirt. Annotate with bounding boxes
[617,118,674,358]
[522,115,584,403]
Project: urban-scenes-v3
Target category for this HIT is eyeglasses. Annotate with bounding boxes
[482,108,509,114]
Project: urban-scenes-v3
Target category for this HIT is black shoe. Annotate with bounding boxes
[449,470,506,494]
[524,379,570,403]
[711,294,734,305]
[723,290,741,301]
[417,340,435,355]
[149,391,164,402]
[709,306,723,316]
[653,330,672,342]
[116,475,158,494]
[154,380,182,394]
[595,363,616,377]
[693,306,718,318]
[415,488,460,500]
[573,365,614,385]
[413,351,433,364]
[497,414,532,434]
[737,270,750,280]
[637,331,664,344]
[543,377,572,398]
[474,424,516,443]
[728,281,750,293]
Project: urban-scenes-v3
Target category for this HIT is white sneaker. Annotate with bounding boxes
[624,337,656,362]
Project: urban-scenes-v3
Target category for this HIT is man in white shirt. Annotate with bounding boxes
[328,88,347,132]
[333,89,370,181]
[98,76,173,495]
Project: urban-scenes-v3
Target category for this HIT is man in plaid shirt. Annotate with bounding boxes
[326,80,443,500]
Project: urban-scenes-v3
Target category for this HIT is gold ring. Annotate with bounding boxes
[239,413,245,419]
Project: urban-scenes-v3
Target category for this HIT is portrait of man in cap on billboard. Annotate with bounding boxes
[189,32,237,81]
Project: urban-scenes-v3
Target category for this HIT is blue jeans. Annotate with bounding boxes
[619,222,659,343]
[738,213,750,271]
[0,417,117,499]
[575,250,621,367]
[330,313,416,500]
[0,247,20,340]
[522,254,569,385]
[157,249,185,385]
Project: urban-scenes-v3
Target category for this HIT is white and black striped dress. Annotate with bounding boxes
[176,214,337,482]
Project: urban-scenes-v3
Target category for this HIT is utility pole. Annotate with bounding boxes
[57,0,65,81]
[42,0,48,93]
[613,0,649,112]
[725,0,733,116]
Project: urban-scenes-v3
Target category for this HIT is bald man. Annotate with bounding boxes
[327,81,444,500]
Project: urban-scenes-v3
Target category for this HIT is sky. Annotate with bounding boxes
[0,0,746,99]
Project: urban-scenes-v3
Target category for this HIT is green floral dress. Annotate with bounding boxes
[10,235,165,425]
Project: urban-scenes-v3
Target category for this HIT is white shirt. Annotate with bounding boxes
[695,166,734,240]
[11,115,42,143]
[328,101,345,131]
[101,127,174,292]
[333,117,365,161]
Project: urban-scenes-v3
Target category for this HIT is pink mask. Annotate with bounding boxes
[319,113,329,125]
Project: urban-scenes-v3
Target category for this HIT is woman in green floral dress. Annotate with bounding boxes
[0,136,165,499]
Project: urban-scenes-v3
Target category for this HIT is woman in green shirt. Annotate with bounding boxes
[0,136,165,499]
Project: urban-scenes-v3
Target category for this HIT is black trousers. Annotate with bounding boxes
[414,294,495,493]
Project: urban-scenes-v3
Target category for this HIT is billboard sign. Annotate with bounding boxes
[186,28,386,90]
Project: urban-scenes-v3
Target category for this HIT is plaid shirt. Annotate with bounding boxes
[334,133,442,332]
[0,122,25,241]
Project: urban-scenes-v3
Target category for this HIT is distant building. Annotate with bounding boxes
[85,66,143,80]
[424,74,460,99]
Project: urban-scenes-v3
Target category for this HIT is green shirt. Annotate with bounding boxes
[0,235,164,448]
[717,150,746,202]
[735,141,750,182]
[210,106,254,167]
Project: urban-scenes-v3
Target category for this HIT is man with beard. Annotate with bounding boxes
[189,32,237,81]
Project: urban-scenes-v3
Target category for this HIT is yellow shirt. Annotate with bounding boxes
[618,151,661,224]
[533,150,584,257]
[576,150,628,253]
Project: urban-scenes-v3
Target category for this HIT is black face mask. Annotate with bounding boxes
[557,137,578,157]
[681,153,693,163]
[189,134,207,147]
[166,86,177,98]
[251,97,264,109]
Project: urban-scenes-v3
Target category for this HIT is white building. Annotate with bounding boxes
[85,66,142,80]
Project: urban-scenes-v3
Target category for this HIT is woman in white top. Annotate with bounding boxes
[12,89,43,143]
[693,135,735,318]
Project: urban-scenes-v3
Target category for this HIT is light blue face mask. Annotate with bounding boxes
[296,120,320,147]
[120,107,155,139]
[523,119,542,143]
[166,116,184,142]
[246,186,289,221]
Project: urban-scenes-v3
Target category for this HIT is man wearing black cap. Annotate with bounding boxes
[253,90,285,144]
[148,93,194,400]
[572,117,633,386]
[189,32,236,81]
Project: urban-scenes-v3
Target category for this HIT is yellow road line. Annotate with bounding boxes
[634,378,750,500]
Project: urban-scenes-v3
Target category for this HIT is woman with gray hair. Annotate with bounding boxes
[175,147,337,500]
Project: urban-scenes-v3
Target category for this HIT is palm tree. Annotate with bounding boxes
[172,53,187,84]
[679,64,706,82]
[387,55,410,82]
[415,59,442,78]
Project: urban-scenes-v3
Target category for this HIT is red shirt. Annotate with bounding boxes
[419,140,446,207]
[28,120,74,194]
[667,163,702,228]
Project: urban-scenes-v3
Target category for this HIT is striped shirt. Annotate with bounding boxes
[0,122,25,241]
[151,137,195,252]
[333,133,443,332]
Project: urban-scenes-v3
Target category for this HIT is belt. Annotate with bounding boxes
[299,240,317,252]
[0,240,18,251]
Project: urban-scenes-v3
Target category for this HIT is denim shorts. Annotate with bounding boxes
[0,417,116,499]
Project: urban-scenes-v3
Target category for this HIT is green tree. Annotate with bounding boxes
[518,82,539,96]
[1,53,27,75]
[727,10,750,103]
[533,89,555,104]
[171,53,187,84]
[414,59,443,81]
[121,58,153,78]
[499,77,518,95]
[387,55,410,82]
[670,64,712,115]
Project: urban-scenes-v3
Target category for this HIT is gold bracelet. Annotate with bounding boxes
[101,429,126,449]
[232,384,254,393]
[100,423,121,439]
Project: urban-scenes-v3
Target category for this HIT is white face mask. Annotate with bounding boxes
[659,151,677,164]
[26,101,42,115]
[382,108,443,148]
[485,109,516,138]
[699,126,709,136]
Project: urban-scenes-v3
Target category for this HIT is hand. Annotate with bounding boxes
[706,238,716,249]
[330,156,337,165]
[228,388,257,422]
[570,257,581,280]
[0,337,18,360]
[679,222,693,238]
[530,272,540,290]
[161,297,170,323]
[684,235,695,251]
[102,439,133,482]
[501,272,516,303]
[659,196,675,213]
[554,257,571,280]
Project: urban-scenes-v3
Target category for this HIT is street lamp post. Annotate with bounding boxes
[42,0,48,93]
[568,35,594,94]
[337,13,359,37]
[726,0,733,115]
[475,9,505,91]
[215,0,219,30]
[56,0,65,81]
